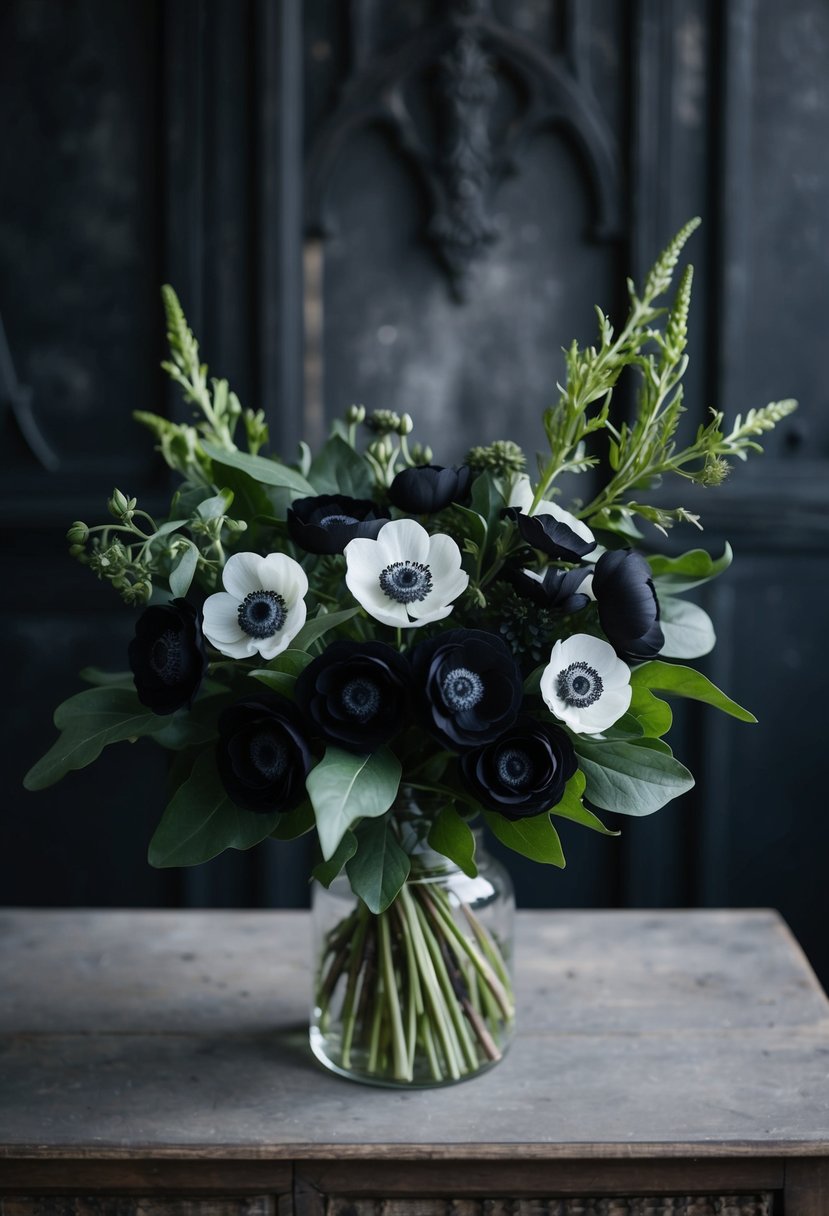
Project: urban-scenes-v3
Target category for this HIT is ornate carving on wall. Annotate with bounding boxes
[305,0,622,300]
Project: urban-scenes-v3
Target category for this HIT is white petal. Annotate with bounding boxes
[362,597,413,628]
[202,593,246,645]
[374,518,430,565]
[405,602,455,628]
[222,552,266,599]
[209,632,261,660]
[426,531,463,582]
[256,599,307,660]
[522,568,546,586]
[556,633,620,676]
[507,474,533,512]
[576,572,596,600]
[258,552,309,602]
[409,568,469,619]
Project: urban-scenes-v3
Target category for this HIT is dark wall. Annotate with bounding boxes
[2,2,828,980]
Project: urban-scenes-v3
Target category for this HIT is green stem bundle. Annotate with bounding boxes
[313,884,515,1085]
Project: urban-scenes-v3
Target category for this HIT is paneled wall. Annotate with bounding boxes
[1,2,827,980]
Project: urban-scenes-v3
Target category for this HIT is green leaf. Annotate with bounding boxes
[196,488,234,520]
[312,829,358,887]
[290,606,361,652]
[24,687,169,791]
[658,595,716,658]
[649,543,733,593]
[79,668,135,688]
[151,699,223,749]
[550,770,619,836]
[270,800,316,841]
[169,541,199,598]
[574,737,694,816]
[308,434,375,498]
[306,745,402,860]
[428,805,478,877]
[628,684,673,737]
[148,750,278,867]
[203,442,315,497]
[249,670,296,697]
[630,659,756,722]
[470,472,506,536]
[523,665,544,695]
[346,817,411,913]
[450,504,488,554]
[484,810,566,867]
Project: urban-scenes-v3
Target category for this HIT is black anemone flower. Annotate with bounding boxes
[295,640,411,753]
[128,599,207,715]
[460,717,577,819]
[503,506,596,563]
[507,565,591,614]
[216,694,312,814]
[287,494,389,554]
[388,465,472,515]
[412,628,523,751]
[592,549,664,661]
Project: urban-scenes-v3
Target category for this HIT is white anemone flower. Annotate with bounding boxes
[540,633,632,734]
[508,473,596,551]
[344,518,468,628]
[202,551,308,660]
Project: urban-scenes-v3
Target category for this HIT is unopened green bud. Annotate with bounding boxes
[466,440,526,477]
[367,436,394,463]
[365,409,400,436]
[224,518,248,535]
[409,443,433,466]
[66,521,89,545]
[397,413,414,436]
[108,488,135,521]
[68,543,87,560]
[346,403,366,425]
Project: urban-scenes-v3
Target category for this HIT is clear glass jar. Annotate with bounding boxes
[310,821,515,1088]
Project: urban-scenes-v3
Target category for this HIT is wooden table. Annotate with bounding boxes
[0,909,827,1214]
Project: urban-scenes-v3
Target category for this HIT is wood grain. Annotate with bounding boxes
[0,910,827,1170]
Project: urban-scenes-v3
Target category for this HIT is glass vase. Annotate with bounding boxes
[309,821,515,1088]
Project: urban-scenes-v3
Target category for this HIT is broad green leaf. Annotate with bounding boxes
[169,541,199,598]
[148,750,278,867]
[658,595,715,658]
[196,489,234,520]
[628,684,673,737]
[470,472,507,536]
[524,665,544,695]
[306,745,402,860]
[649,543,733,593]
[346,817,411,913]
[450,504,487,554]
[308,434,375,499]
[149,519,189,539]
[574,737,694,815]
[484,810,566,868]
[79,668,135,688]
[550,770,619,836]
[630,659,756,722]
[270,800,316,841]
[151,698,224,749]
[290,607,361,652]
[428,805,478,877]
[312,829,358,887]
[24,687,169,791]
[249,670,296,697]
[203,442,315,497]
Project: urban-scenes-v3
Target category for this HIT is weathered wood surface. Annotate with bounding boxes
[0,910,827,1159]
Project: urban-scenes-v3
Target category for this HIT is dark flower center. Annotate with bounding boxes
[237,590,288,639]
[441,665,484,712]
[340,677,382,722]
[149,629,183,685]
[496,746,534,789]
[378,561,433,604]
[319,512,358,528]
[249,729,288,780]
[556,661,603,708]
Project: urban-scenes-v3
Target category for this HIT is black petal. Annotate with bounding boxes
[389,465,472,514]
[128,599,207,715]
[592,549,664,661]
[460,717,577,819]
[216,693,313,813]
[503,507,596,563]
[288,494,388,554]
[294,639,411,753]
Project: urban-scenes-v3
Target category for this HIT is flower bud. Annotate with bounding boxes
[367,437,394,463]
[66,521,89,545]
[397,413,414,436]
[108,488,133,521]
[365,409,400,436]
[346,403,366,425]
[409,443,433,466]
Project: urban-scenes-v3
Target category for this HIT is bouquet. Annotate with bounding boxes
[25,219,794,1087]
